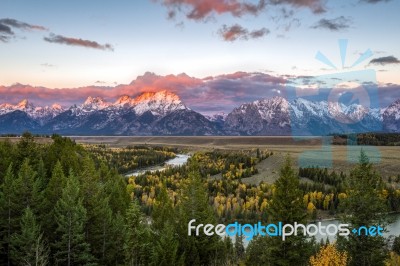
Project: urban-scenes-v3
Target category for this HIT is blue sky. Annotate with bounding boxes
[0,0,399,113]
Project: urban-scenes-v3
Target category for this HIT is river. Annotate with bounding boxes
[311,213,400,243]
[125,154,191,177]
[124,154,400,244]
[234,214,400,247]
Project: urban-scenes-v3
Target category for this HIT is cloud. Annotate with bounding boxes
[0,18,48,31]
[218,24,248,41]
[250,27,270,38]
[0,23,13,35]
[218,24,269,41]
[311,16,352,31]
[0,20,14,42]
[0,18,47,43]
[269,0,326,13]
[0,72,286,114]
[41,63,56,68]
[43,34,114,51]
[157,0,266,21]
[369,56,400,65]
[1,72,399,114]
[0,23,14,42]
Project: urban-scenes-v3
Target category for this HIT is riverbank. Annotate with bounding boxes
[125,154,190,177]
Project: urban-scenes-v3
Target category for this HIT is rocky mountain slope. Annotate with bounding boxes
[0,91,399,136]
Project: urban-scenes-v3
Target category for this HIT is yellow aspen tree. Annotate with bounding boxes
[309,244,349,266]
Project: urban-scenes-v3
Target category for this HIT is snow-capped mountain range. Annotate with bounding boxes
[0,91,399,135]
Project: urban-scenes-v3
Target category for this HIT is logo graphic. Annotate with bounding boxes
[188,219,384,241]
[286,39,382,168]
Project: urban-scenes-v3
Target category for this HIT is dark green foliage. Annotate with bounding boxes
[53,170,94,266]
[393,235,400,255]
[338,150,389,266]
[1,133,397,265]
[10,207,49,266]
[177,163,226,266]
[265,156,312,266]
[123,200,153,266]
[151,185,180,266]
[245,236,270,266]
[86,144,177,174]
[332,132,400,146]
[234,234,245,262]
[0,135,134,265]
[41,161,66,243]
[0,164,16,265]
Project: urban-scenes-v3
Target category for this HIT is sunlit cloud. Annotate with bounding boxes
[44,34,114,51]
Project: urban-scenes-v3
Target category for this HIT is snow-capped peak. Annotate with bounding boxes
[384,99,400,120]
[51,103,62,110]
[16,99,34,109]
[131,90,186,115]
[252,96,289,121]
[81,96,111,111]
[115,95,133,106]
[0,99,65,122]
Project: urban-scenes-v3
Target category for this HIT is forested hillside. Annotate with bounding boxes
[1,133,400,265]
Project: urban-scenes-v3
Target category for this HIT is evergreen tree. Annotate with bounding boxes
[103,169,130,216]
[124,200,152,266]
[41,161,66,243]
[265,155,312,266]
[108,213,126,265]
[245,236,270,266]
[393,235,400,255]
[89,196,122,265]
[36,158,47,191]
[13,159,41,213]
[151,185,180,266]
[223,236,235,265]
[234,234,245,262]
[53,170,93,266]
[78,155,106,251]
[10,207,49,266]
[177,163,225,266]
[338,150,389,265]
[0,164,16,266]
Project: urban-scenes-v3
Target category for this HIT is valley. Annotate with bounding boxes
[72,135,400,178]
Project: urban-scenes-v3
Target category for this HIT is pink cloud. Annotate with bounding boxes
[160,0,266,20]
[0,72,290,114]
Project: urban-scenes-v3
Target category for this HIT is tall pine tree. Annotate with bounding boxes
[151,184,180,266]
[265,155,312,266]
[53,170,93,266]
[0,163,16,266]
[177,162,225,266]
[338,150,389,265]
[123,200,152,266]
[10,207,49,266]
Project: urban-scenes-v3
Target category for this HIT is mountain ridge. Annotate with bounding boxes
[0,91,399,135]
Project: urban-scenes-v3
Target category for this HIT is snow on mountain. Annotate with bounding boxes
[205,112,227,122]
[131,90,187,116]
[0,91,399,135]
[383,99,400,132]
[224,96,291,135]
[253,96,289,121]
[113,90,187,115]
[0,99,64,123]
[224,96,390,135]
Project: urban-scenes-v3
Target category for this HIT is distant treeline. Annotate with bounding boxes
[85,144,177,174]
[331,132,400,146]
[0,133,51,138]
